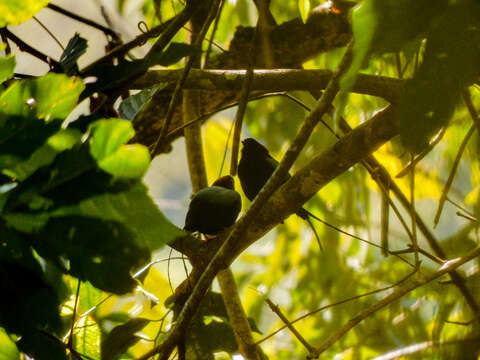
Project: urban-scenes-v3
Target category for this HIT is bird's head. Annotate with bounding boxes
[241,138,270,157]
[212,175,235,189]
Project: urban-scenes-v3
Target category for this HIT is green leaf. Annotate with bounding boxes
[341,0,447,93]
[98,144,150,178]
[298,0,310,23]
[32,216,150,294]
[101,318,149,360]
[89,119,151,178]
[0,118,63,171]
[0,56,15,83]
[0,327,19,360]
[119,84,166,121]
[16,330,67,360]
[340,0,377,93]
[0,233,63,339]
[51,182,185,250]
[5,128,82,180]
[3,212,50,232]
[90,119,135,158]
[399,2,480,152]
[52,33,88,76]
[0,73,84,121]
[0,0,50,27]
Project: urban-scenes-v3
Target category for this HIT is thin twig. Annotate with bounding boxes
[433,124,476,227]
[409,153,420,268]
[336,112,480,321]
[381,184,390,257]
[371,336,480,360]
[257,270,416,346]
[308,246,480,358]
[33,16,64,50]
[68,280,81,347]
[446,196,475,218]
[151,1,214,155]
[47,3,119,40]
[305,210,414,267]
[463,88,480,133]
[80,17,176,74]
[266,298,315,354]
[204,0,225,68]
[456,211,478,223]
[165,92,286,140]
[396,128,445,178]
[1,28,59,66]
[229,29,258,176]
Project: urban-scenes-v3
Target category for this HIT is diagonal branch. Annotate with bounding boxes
[307,246,480,358]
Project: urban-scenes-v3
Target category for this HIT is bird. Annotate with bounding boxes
[238,138,323,250]
[184,175,242,236]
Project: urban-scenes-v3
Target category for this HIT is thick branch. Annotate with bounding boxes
[133,69,404,102]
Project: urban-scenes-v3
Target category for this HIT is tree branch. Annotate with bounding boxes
[133,69,404,102]
[307,246,480,358]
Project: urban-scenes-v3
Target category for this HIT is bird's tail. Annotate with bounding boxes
[296,207,323,252]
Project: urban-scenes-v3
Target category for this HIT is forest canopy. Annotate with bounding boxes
[0,0,480,359]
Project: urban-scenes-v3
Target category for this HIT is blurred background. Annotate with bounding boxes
[6,0,480,358]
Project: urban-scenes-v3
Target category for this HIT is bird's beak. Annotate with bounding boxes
[241,139,246,145]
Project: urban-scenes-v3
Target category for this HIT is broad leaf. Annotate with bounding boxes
[89,119,150,178]
[32,216,150,294]
[101,318,149,360]
[51,182,185,250]
[399,2,480,152]
[0,56,15,83]
[0,73,84,121]
[0,327,19,360]
[4,128,82,180]
[0,0,50,27]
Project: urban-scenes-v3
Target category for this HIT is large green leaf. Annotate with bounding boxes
[0,118,63,170]
[399,2,480,152]
[0,73,84,122]
[32,216,150,294]
[0,327,19,360]
[0,56,15,83]
[341,0,447,93]
[0,227,66,360]
[4,128,82,180]
[89,119,150,178]
[101,318,149,360]
[0,0,50,27]
[51,182,185,250]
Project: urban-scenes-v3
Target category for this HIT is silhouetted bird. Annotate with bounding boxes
[238,138,322,250]
[184,175,242,236]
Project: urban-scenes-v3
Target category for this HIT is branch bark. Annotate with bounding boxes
[133,69,404,101]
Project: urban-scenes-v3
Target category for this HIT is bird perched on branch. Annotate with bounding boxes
[238,138,323,250]
[184,175,242,236]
